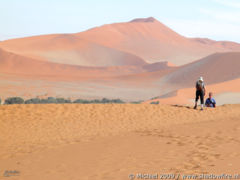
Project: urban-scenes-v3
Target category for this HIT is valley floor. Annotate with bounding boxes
[0,104,240,179]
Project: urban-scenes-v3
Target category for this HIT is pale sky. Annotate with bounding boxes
[1,0,240,42]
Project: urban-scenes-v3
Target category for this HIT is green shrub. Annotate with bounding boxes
[73,99,91,104]
[73,98,125,104]
[4,97,24,104]
[37,97,57,104]
[150,101,159,104]
[130,101,143,104]
[91,99,101,103]
[101,98,110,103]
[110,98,125,104]
[47,97,57,103]
[4,96,124,105]
[56,98,71,104]
[25,98,41,104]
[25,97,71,104]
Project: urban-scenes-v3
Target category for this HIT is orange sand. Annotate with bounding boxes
[1,17,240,67]
[0,104,240,179]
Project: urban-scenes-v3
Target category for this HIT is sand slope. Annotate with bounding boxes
[1,17,240,66]
[0,48,148,78]
[0,34,147,67]
[1,49,240,102]
[155,52,240,95]
[0,104,240,179]
[77,17,240,65]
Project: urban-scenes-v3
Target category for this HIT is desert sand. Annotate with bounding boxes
[158,52,240,89]
[77,17,240,65]
[0,104,240,179]
[0,48,148,78]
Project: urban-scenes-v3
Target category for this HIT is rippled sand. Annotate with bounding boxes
[0,104,240,180]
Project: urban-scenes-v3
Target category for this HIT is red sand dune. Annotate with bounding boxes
[0,47,175,100]
[144,52,240,104]
[0,48,147,79]
[0,17,240,102]
[1,49,240,102]
[77,17,240,65]
[142,61,176,72]
[0,34,147,67]
[1,17,240,67]
[157,52,240,91]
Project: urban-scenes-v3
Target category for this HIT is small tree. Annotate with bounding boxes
[47,97,57,103]
[25,98,41,104]
[4,97,24,104]
[38,97,57,104]
[73,99,91,104]
[56,98,71,104]
[91,99,101,104]
[111,99,125,104]
[150,101,159,104]
[130,100,143,104]
[101,98,110,104]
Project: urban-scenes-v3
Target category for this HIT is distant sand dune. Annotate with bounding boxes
[0,104,240,179]
[1,18,240,102]
[1,17,240,67]
[77,18,240,65]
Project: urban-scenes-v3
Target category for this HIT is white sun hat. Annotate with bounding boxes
[199,76,204,81]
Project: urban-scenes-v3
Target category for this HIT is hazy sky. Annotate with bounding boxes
[1,0,240,42]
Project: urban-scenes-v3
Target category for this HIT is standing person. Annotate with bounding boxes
[194,76,206,110]
[205,92,216,108]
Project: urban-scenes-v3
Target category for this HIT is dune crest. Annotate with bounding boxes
[1,17,240,66]
[130,17,157,23]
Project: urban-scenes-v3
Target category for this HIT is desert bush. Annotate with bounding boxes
[101,98,110,103]
[37,97,58,104]
[25,97,71,104]
[130,101,143,104]
[46,97,58,103]
[73,99,91,104]
[98,98,124,104]
[90,99,101,104]
[56,98,71,104]
[25,98,41,104]
[109,98,125,104]
[73,98,125,104]
[0,98,1,105]
[4,97,24,104]
[150,101,159,104]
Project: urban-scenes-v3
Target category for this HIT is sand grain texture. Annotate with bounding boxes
[0,104,240,179]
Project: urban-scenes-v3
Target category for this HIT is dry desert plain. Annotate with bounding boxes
[0,104,240,179]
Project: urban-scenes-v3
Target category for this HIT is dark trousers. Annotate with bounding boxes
[196,90,204,104]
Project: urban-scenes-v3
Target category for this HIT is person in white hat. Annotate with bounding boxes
[194,76,206,110]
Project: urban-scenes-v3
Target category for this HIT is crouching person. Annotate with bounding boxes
[205,92,216,108]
